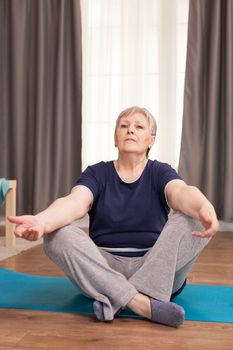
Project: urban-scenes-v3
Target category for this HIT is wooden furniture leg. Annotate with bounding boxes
[5,180,17,247]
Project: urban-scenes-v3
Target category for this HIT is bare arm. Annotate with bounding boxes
[35,185,93,233]
[166,180,219,238]
[8,185,93,241]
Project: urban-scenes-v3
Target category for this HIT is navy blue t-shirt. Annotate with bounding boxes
[75,160,181,257]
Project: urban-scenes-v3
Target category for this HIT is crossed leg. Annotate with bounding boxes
[43,212,210,326]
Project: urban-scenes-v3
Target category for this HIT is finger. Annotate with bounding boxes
[22,232,36,241]
[199,214,212,228]
[192,228,214,238]
[30,232,40,241]
[14,225,30,237]
[29,226,44,238]
[14,226,27,237]
[14,230,23,238]
[28,227,41,237]
[7,216,24,224]
[192,232,210,238]
[23,229,40,241]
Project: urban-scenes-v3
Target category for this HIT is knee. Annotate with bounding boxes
[171,212,210,252]
[169,211,203,234]
[164,211,211,249]
[43,226,67,258]
[43,224,80,258]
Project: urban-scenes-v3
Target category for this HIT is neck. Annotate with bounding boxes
[114,154,148,183]
[114,155,148,183]
[116,154,148,170]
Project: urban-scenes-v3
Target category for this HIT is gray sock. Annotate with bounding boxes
[150,298,185,327]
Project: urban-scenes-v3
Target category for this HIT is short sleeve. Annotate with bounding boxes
[75,165,102,200]
[155,161,182,209]
[157,162,182,189]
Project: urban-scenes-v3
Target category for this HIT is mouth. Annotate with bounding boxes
[125,138,136,142]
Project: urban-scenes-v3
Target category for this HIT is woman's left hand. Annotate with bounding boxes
[192,204,219,238]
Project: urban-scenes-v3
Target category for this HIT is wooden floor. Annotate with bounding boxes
[0,232,233,350]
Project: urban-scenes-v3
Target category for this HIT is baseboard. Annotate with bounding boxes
[219,221,233,232]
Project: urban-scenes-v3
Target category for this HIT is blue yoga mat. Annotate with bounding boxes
[0,268,232,323]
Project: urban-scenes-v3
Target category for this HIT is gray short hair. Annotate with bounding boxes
[115,106,157,136]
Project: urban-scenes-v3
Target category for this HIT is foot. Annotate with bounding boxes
[127,293,152,319]
[150,298,185,327]
[127,293,184,327]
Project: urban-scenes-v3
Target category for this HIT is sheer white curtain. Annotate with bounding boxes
[81,0,189,170]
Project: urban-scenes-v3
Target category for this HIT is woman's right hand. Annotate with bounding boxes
[7,215,45,241]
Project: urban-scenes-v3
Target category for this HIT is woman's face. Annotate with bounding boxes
[115,113,155,156]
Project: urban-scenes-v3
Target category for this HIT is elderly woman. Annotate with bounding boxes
[8,106,219,328]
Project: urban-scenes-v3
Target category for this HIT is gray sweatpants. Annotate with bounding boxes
[43,212,209,320]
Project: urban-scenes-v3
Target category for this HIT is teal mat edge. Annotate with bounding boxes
[0,268,233,324]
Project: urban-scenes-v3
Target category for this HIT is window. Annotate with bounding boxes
[81,0,189,169]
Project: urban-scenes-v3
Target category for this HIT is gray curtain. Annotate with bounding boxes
[0,0,82,214]
[178,0,233,222]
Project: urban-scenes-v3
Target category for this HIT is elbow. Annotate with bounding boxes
[169,184,192,211]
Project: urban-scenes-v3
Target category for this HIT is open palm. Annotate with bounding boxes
[7,215,45,241]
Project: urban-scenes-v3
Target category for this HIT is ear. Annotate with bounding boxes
[149,135,156,148]
[114,133,118,148]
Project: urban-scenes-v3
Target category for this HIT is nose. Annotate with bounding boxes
[127,125,134,134]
